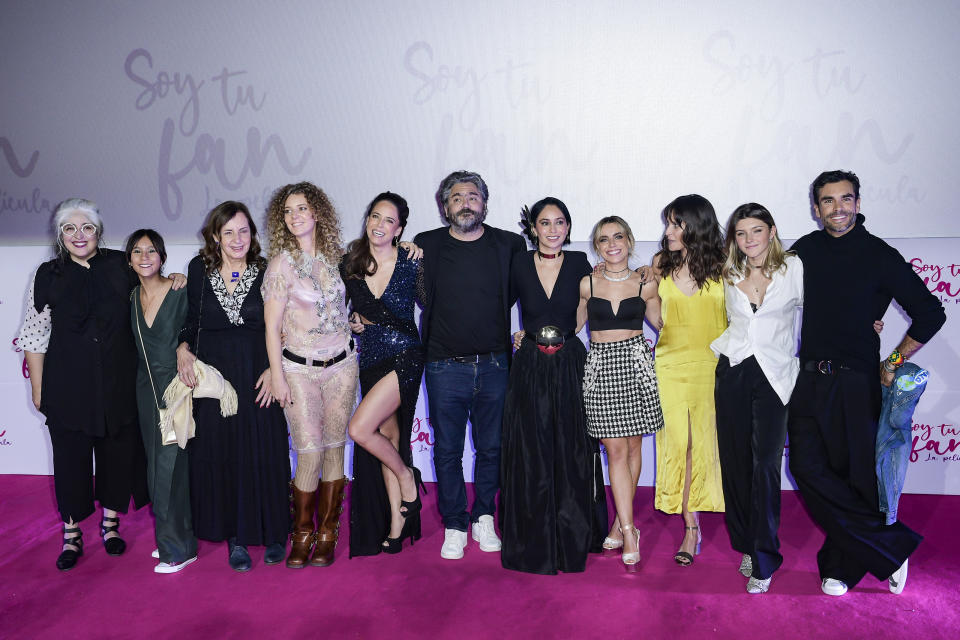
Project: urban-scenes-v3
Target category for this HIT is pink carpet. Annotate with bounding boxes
[1,475,958,640]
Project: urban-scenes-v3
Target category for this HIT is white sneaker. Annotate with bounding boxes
[440,528,468,560]
[889,558,908,594]
[151,548,160,559]
[471,515,501,552]
[739,553,752,577]
[154,556,197,574]
[821,578,848,596]
[746,576,771,594]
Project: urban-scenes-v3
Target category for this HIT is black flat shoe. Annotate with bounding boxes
[400,467,426,519]
[228,538,251,572]
[100,515,126,556]
[56,526,83,571]
[263,543,285,565]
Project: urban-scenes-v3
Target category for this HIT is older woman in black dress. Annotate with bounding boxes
[500,197,608,574]
[176,201,290,572]
[19,198,150,570]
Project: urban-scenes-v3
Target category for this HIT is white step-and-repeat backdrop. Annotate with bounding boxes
[2,1,958,493]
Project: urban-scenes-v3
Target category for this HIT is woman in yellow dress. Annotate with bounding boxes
[651,194,727,566]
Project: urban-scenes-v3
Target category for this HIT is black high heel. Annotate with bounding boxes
[100,515,126,556]
[382,513,422,554]
[399,466,426,519]
[56,526,84,571]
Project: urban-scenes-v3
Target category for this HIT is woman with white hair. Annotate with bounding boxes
[20,198,151,570]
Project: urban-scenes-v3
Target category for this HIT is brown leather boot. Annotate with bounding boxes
[310,477,346,567]
[286,486,316,568]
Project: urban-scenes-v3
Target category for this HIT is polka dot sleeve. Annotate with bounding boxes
[18,273,51,354]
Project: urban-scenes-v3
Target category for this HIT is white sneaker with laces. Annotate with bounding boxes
[154,556,197,574]
[821,578,848,596]
[889,558,908,594]
[441,528,468,560]
[471,515,501,552]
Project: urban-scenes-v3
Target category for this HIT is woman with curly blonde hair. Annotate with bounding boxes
[262,182,359,568]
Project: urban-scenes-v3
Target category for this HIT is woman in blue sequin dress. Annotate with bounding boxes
[340,192,426,556]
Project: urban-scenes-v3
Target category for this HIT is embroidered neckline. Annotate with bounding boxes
[285,251,350,335]
[209,263,259,325]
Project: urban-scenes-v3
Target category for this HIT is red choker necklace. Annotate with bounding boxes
[538,251,560,259]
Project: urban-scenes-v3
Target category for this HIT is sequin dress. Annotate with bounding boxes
[340,248,426,557]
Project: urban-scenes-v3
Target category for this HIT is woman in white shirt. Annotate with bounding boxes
[710,203,802,595]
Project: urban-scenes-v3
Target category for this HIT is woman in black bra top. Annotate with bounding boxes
[580,216,664,572]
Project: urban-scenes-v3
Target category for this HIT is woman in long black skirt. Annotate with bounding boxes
[500,197,607,574]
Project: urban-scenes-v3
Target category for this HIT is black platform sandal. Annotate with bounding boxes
[100,515,127,556]
[399,466,426,519]
[56,526,84,571]
[382,514,422,554]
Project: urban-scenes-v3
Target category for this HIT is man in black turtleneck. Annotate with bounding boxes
[788,170,945,597]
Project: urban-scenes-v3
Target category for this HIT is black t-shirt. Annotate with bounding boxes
[428,232,507,359]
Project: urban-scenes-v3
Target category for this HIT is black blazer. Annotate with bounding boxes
[414,224,526,358]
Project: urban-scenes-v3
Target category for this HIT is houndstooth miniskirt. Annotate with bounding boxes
[583,334,664,438]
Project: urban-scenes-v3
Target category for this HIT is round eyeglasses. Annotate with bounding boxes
[60,223,99,238]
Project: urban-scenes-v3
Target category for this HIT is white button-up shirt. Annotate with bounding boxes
[710,254,804,405]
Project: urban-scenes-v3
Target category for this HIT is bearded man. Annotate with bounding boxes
[414,170,525,560]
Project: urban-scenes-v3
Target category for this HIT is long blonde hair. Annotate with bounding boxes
[722,203,791,283]
[265,182,342,263]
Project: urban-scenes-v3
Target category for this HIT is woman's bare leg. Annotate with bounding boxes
[348,371,416,505]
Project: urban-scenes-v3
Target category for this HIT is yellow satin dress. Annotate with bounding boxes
[654,275,727,514]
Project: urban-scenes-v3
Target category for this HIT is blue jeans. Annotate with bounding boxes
[425,352,509,531]
[877,362,929,524]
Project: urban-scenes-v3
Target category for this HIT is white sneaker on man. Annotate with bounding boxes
[441,528,468,560]
[471,515,501,552]
[821,578,848,596]
[154,556,197,574]
[889,558,908,594]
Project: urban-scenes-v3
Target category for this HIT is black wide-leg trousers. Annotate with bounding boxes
[787,367,921,588]
[715,355,788,580]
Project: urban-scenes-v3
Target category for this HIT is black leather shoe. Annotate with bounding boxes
[56,526,84,571]
[228,538,251,572]
[264,543,285,565]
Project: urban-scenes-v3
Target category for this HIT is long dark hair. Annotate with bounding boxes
[198,201,265,275]
[656,194,724,289]
[342,192,410,280]
[520,196,572,248]
[124,228,168,273]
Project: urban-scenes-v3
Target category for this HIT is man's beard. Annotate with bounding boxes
[448,206,486,233]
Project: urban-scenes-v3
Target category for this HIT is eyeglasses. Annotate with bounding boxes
[60,223,99,238]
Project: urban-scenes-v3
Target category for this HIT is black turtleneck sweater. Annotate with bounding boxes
[790,214,945,374]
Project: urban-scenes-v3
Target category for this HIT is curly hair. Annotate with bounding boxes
[342,192,410,280]
[721,203,792,283]
[655,194,725,290]
[198,201,266,275]
[520,196,572,248]
[265,182,342,263]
